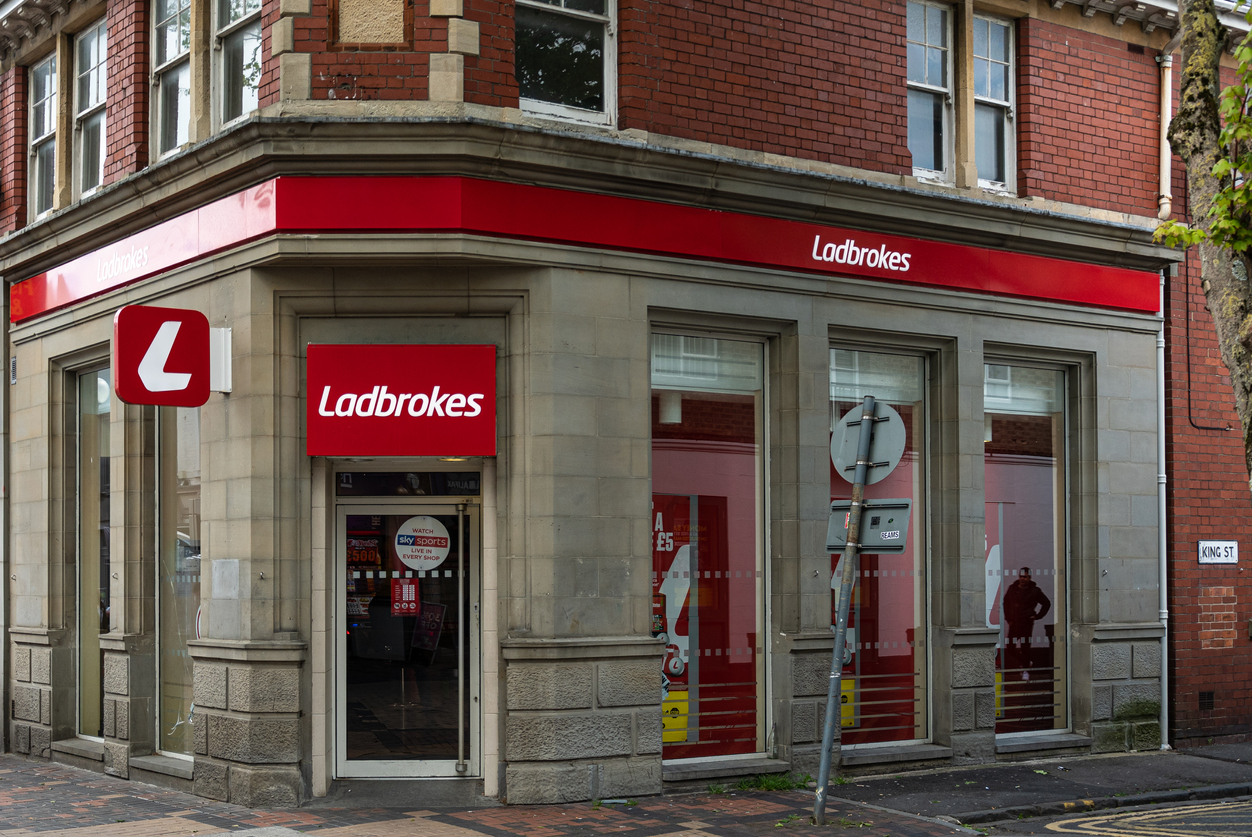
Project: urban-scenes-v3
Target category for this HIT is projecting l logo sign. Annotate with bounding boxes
[113,305,211,407]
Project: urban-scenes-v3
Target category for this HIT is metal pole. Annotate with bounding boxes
[814,395,876,825]
[456,503,467,773]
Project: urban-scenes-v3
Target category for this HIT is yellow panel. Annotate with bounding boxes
[841,678,856,728]
[662,689,689,743]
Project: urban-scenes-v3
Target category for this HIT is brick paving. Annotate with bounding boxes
[0,754,969,837]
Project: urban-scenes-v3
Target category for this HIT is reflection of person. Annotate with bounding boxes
[1002,568,1050,679]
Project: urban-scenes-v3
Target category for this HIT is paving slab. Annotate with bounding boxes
[0,754,967,837]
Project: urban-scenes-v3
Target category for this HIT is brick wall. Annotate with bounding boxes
[617,0,911,173]
[300,0,442,102]
[0,66,26,234]
[1017,18,1158,216]
[104,0,149,183]
[464,0,516,106]
[1166,149,1252,741]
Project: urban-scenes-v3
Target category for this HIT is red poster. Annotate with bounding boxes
[391,578,420,616]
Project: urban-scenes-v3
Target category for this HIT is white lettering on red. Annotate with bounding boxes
[318,385,486,419]
[810,234,912,273]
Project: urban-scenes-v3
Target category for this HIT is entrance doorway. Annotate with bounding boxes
[334,497,480,778]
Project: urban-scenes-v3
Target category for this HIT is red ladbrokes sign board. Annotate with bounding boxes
[306,344,496,457]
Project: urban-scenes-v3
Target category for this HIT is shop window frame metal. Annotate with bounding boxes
[328,462,485,780]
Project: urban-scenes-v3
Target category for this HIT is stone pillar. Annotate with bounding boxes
[99,635,156,777]
[502,638,661,804]
[189,639,306,806]
[9,629,56,759]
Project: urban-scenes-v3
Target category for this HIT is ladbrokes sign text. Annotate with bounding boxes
[306,344,497,456]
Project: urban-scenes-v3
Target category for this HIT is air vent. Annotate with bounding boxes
[1200,691,1215,711]
[9,356,14,385]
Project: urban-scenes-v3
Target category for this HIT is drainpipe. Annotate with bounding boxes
[1157,270,1170,750]
[1157,32,1181,220]
[1155,30,1179,750]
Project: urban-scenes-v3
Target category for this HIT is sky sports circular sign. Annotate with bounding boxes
[395,516,451,570]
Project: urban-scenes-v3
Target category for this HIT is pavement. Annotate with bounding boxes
[0,742,1249,836]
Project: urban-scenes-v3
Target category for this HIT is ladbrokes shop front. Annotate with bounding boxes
[3,139,1169,806]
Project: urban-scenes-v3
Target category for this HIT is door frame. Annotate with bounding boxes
[333,499,482,779]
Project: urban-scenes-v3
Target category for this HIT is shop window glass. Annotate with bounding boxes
[651,335,764,759]
[78,368,112,737]
[830,350,927,745]
[984,365,1067,734]
[159,407,201,754]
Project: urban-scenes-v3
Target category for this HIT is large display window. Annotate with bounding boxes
[158,407,201,755]
[650,334,765,759]
[829,349,928,746]
[984,364,1067,734]
[77,367,111,738]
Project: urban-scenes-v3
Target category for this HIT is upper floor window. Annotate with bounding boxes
[216,0,262,125]
[155,0,192,155]
[906,2,1016,190]
[973,15,1013,189]
[30,54,57,218]
[515,0,615,124]
[906,1,950,179]
[75,20,108,196]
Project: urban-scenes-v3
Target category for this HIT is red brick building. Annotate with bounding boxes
[0,0,1235,808]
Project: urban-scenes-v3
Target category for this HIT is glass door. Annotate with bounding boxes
[335,503,480,778]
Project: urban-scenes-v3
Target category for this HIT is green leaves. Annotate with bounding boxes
[1159,6,1252,253]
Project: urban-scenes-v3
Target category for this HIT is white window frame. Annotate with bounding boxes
[515,0,616,127]
[74,19,108,199]
[213,0,263,128]
[973,14,1014,191]
[906,0,953,182]
[153,0,192,157]
[29,53,57,220]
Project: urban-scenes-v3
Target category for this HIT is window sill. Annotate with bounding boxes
[662,757,789,783]
[130,754,194,781]
[51,738,105,762]
[995,732,1092,754]
[838,743,952,767]
[520,98,613,128]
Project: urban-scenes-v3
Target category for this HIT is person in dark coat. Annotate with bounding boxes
[1002,567,1051,680]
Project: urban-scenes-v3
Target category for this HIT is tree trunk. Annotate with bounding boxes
[1171,0,1252,490]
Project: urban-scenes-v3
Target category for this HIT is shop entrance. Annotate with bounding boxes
[334,486,480,779]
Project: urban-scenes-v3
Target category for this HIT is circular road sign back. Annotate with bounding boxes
[831,401,907,485]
